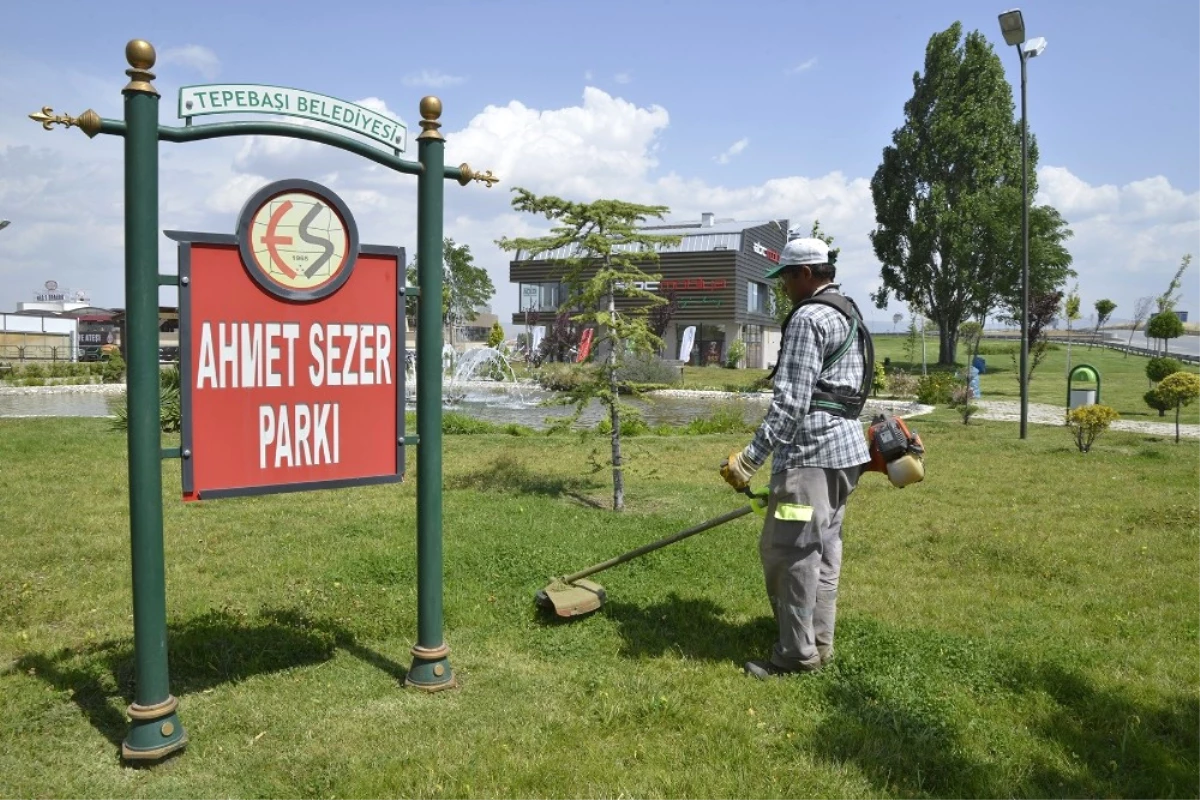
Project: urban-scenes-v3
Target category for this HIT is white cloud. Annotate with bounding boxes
[1037,166,1200,318]
[614,72,632,85]
[1,76,1196,333]
[159,45,221,80]
[787,57,818,75]
[714,137,750,165]
[402,69,467,89]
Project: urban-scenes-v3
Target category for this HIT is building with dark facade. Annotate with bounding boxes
[508,213,789,368]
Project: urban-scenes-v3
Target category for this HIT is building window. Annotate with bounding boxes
[743,324,763,368]
[747,281,769,314]
[519,282,567,312]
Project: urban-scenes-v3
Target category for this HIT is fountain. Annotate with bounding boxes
[406,345,532,408]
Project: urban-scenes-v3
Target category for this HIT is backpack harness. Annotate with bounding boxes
[768,290,875,419]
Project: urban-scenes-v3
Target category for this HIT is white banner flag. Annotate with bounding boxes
[679,325,697,362]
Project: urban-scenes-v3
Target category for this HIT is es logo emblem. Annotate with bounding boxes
[237,179,360,301]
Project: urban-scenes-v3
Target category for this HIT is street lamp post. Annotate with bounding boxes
[998,9,1046,440]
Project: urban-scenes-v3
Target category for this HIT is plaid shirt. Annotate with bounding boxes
[745,285,871,472]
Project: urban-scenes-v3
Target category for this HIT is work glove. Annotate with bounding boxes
[719,447,758,491]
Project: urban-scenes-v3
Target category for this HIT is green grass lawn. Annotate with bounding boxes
[872,335,1200,422]
[1,415,1197,798]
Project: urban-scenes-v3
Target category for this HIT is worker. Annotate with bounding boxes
[720,237,872,678]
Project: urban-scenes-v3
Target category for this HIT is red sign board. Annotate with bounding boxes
[173,179,405,500]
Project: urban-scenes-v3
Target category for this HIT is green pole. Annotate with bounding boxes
[406,96,454,690]
[119,40,187,761]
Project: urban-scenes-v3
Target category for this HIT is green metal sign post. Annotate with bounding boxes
[29,39,497,763]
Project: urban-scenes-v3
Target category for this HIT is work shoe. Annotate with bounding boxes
[743,658,821,680]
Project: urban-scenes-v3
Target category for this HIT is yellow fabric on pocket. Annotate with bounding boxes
[774,503,813,522]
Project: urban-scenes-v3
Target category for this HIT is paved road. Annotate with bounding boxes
[1108,331,1200,358]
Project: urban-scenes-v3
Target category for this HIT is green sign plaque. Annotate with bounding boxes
[178,83,408,152]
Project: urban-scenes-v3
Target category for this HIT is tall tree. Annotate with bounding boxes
[497,189,681,512]
[869,22,1074,365]
[773,220,839,325]
[406,238,495,345]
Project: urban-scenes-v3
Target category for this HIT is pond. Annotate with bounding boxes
[1,382,917,429]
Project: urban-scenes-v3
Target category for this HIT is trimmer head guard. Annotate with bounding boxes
[534,579,607,618]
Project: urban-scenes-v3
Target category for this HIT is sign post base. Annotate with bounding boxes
[121,696,187,763]
[405,644,456,692]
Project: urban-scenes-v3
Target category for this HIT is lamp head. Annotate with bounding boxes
[998,9,1026,46]
[1023,36,1047,58]
[0,219,10,231]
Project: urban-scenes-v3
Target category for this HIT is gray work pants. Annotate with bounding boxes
[759,465,862,669]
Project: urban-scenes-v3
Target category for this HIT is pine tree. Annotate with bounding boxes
[498,189,681,511]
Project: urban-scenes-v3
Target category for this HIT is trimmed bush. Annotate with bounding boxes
[1144,388,1173,418]
[1146,356,1183,384]
[1065,404,1119,453]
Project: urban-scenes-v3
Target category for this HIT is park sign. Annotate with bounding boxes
[178,84,408,152]
[173,178,406,501]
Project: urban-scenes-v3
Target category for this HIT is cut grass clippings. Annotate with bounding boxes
[0,414,1197,798]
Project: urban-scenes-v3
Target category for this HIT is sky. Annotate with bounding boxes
[1,0,1197,331]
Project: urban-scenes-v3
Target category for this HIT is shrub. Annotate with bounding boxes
[536,363,592,392]
[20,363,45,380]
[160,365,181,390]
[442,412,497,435]
[950,384,979,424]
[102,353,126,384]
[885,369,919,398]
[49,361,70,378]
[615,353,681,386]
[1144,388,1173,418]
[22,377,46,387]
[595,412,650,437]
[109,382,182,433]
[915,372,957,405]
[1065,404,1119,453]
[682,401,756,435]
[1146,356,1183,384]
[486,321,505,349]
[725,339,746,369]
[872,361,887,396]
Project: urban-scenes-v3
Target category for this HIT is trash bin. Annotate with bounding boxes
[972,355,986,375]
[1067,365,1100,410]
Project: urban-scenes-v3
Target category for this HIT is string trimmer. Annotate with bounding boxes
[534,487,764,618]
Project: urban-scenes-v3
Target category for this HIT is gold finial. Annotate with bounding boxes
[457,163,499,188]
[28,106,96,137]
[418,96,443,141]
[123,39,158,96]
